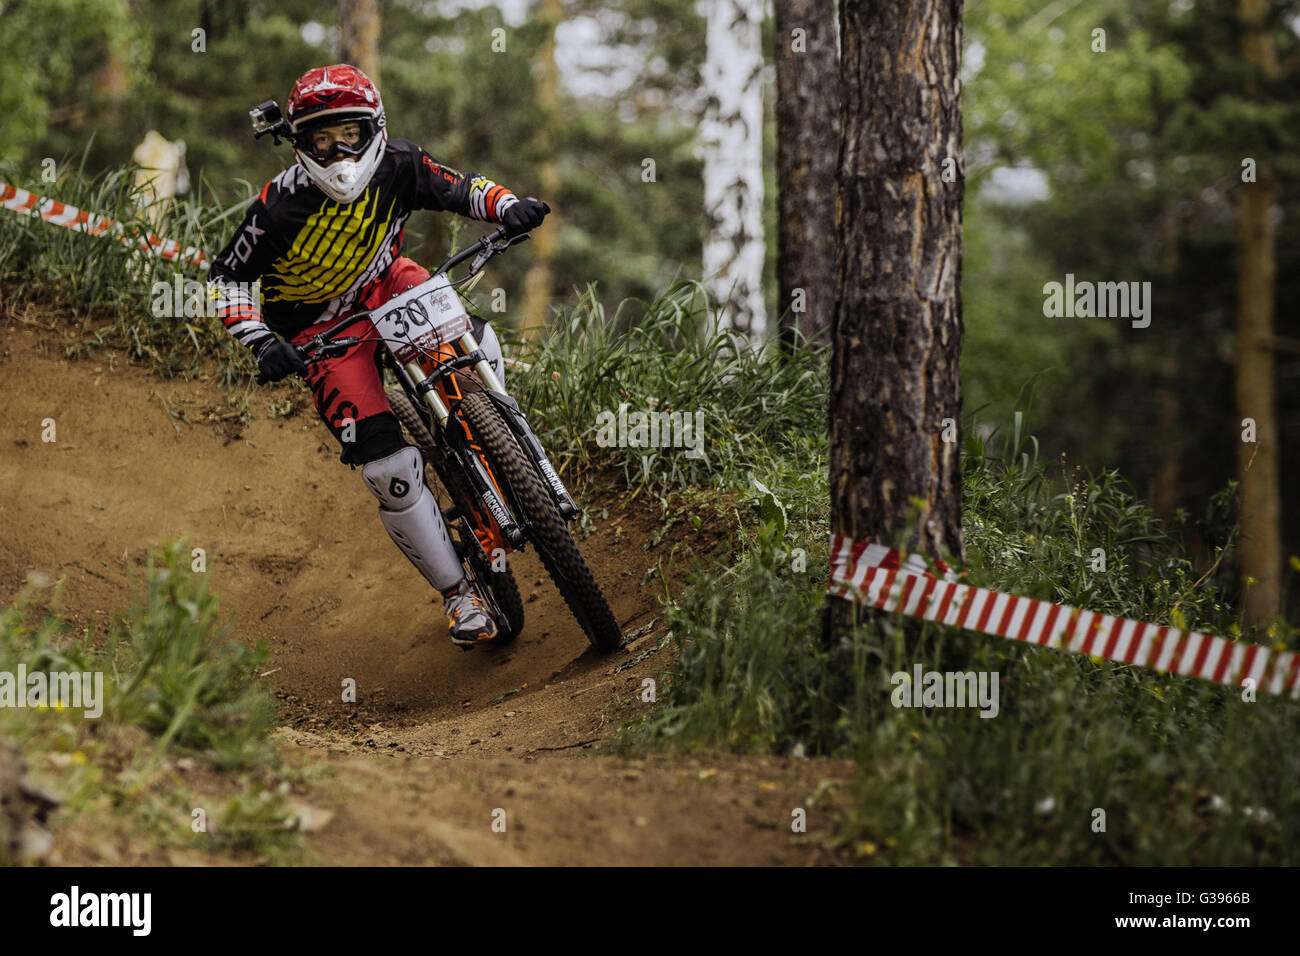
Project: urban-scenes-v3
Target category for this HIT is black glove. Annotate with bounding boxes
[501,197,549,237]
[254,338,308,383]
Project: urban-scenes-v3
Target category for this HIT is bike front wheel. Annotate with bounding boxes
[459,391,623,652]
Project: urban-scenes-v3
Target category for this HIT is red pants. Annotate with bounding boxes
[292,257,431,445]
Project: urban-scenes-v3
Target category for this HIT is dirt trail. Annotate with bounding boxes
[0,317,853,865]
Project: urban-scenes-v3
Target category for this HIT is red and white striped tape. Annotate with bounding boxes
[829,534,1300,699]
[0,182,209,271]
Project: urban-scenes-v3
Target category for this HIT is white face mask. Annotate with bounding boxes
[295,125,386,204]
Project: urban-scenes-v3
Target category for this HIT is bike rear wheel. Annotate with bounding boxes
[459,390,623,652]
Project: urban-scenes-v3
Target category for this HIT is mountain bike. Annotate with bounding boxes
[256,223,623,652]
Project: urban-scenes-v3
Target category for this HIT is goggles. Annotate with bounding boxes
[293,116,378,164]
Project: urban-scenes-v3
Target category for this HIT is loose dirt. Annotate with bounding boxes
[0,317,854,865]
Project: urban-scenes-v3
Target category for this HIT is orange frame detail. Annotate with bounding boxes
[414,344,513,558]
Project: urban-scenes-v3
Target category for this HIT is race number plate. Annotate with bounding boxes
[369,275,472,362]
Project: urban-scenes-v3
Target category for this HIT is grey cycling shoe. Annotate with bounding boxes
[442,578,499,647]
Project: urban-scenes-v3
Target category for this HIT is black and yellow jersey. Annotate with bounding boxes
[207,138,519,348]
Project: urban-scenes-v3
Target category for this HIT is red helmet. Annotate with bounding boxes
[285,64,387,203]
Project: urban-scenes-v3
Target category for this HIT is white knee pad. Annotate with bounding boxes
[362,446,464,592]
[363,444,426,509]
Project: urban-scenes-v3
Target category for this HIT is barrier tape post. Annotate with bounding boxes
[829,534,1300,700]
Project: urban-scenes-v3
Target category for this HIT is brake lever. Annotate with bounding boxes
[253,337,360,385]
[468,246,493,275]
[316,336,361,356]
[468,231,531,275]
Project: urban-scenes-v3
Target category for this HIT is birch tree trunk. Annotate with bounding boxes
[826,0,965,639]
[700,0,766,341]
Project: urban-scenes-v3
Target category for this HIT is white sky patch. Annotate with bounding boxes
[982,165,1051,204]
[963,40,985,83]
[429,0,531,28]
[301,20,326,46]
[555,15,646,99]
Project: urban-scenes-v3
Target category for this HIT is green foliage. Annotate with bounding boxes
[108,539,276,770]
[622,412,1300,864]
[0,539,292,862]
[0,158,253,379]
[962,0,1300,606]
[506,279,828,495]
[960,197,1109,422]
[965,0,1193,187]
[0,0,144,163]
[206,782,300,856]
[0,538,277,770]
[962,412,1243,635]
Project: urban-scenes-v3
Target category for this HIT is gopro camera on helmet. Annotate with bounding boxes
[249,100,291,143]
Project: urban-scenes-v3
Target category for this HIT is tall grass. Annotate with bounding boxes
[503,279,1298,862]
[0,539,295,862]
[615,416,1300,864]
[505,281,829,498]
[490,280,1297,863]
[0,156,254,380]
[1,538,276,768]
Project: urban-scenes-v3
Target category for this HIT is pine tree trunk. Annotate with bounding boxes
[701,0,767,341]
[519,0,563,341]
[774,0,839,351]
[826,0,964,639]
[1235,0,1282,628]
[339,0,381,84]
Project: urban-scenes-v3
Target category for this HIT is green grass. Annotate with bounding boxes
[610,415,1300,864]
[0,155,256,381]
[503,288,1300,864]
[0,539,300,864]
[106,539,277,770]
[504,280,829,499]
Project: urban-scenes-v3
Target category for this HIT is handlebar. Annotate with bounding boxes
[432,199,550,275]
[253,337,363,385]
[253,205,548,386]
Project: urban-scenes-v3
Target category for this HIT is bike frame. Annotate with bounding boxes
[287,226,579,557]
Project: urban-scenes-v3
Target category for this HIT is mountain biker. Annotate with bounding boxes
[206,64,549,647]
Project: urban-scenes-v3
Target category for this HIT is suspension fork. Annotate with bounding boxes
[480,390,578,519]
[394,333,578,520]
[389,355,526,548]
[454,330,578,521]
